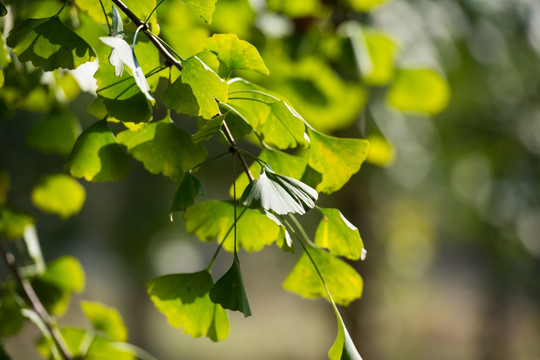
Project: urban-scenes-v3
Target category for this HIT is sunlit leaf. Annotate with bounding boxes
[165,56,228,119]
[241,166,317,215]
[315,208,364,260]
[307,128,369,194]
[283,246,362,306]
[7,17,95,71]
[40,256,85,293]
[226,78,273,129]
[184,201,280,252]
[81,300,128,342]
[102,95,153,123]
[210,255,252,317]
[266,0,322,18]
[329,307,363,360]
[258,100,308,149]
[192,113,227,144]
[116,117,208,181]
[387,68,451,115]
[205,34,269,76]
[66,120,131,182]
[0,208,34,240]
[31,174,85,219]
[365,134,394,167]
[169,172,206,213]
[147,271,230,341]
[182,0,217,23]
[345,0,389,12]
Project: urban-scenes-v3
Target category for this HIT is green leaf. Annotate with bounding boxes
[103,95,153,123]
[283,246,362,306]
[182,0,217,23]
[0,292,25,337]
[40,256,85,293]
[31,174,86,219]
[226,78,272,129]
[307,128,369,194]
[169,172,206,213]
[184,201,280,252]
[345,0,389,12]
[329,308,363,360]
[147,271,230,341]
[210,255,251,317]
[362,30,397,85]
[162,76,199,117]
[7,17,95,71]
[259,100,307,149]
[192,113,227,144]
[116,117,208,181]
[386,68,451,115]
[204,34,269,76]
[231,147,308,198]
[241,166,317,215]
[0,207,34,239]
[66,120,131,182]
[81,300,128,342]
[26,106,80,155]
[315,208,364,260]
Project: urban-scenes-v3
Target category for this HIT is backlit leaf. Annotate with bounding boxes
[205,34,269,76]
[81,300,128,342]
[66,120,131,182]
[307,128,369,194]
[116,117,208,181]
[169,172,206,213]
[283,246,363,306]
[329,307,363,360]
[7,17,95,71]
[40,256,85,293]
[315,208,364,260]
[182,0,217,23]
[0,208,34,240]
[210,255,252,317]
[26,106,80,155]
[31,174,85,219]
[259,100,307,149]
[184,201,280,252]
[162,76,199,117]
[345,0,389,12]
[387,68,450,115]
[147,271,230,341]
[192,113,227,144]
[241,166,317,215]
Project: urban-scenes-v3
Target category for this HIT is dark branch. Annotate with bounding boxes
[0,241,74,360]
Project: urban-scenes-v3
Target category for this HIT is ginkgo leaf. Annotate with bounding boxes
[116,117,208,181]
[147,271,230,341]
[241,166,317,215]
[329,306,363,360]
[204,34,269,76]
[315,208,364,260]
[66,120,131,182]
[264,211,293,250]
[182,0,217,23]
[0,207,34,240]
[258,100,308,149]
[80,300,127,342]
[210,255,252,317]
[307,128,369,194]
[283,246,362,306]
[169,172,206,213]
[31,174,86,219]
[192,113,227,144]
[100,36,154,101]
[0,292,24,337]
[7,17,95,71]
[39,256,85,293]
[386,68,450,115]
[184,201,280,252]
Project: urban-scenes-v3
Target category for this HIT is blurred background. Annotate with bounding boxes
[2,0,540,359]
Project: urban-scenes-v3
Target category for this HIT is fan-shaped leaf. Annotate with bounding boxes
[210,256,251,317]
[182,0,217,23]
[31,174,85,219]
[147,271,230,341]
[192,113,227,144]
[81,301,127,342]
[0,208,34,240]
[7,17,95,71]
[259,100,307,149]
[315,208,364,260]
[66,120,131,182]
[169,172,206,213]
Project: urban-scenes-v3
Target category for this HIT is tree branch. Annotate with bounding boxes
[0,242,74,360]
[110,0,254,182]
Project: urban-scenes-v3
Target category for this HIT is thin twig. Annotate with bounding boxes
[0,242,74,360]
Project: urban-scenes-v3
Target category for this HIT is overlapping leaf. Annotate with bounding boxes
[0,208,34,239]
[210,256,251,317]
[66,120,131,182]
[116,117,208,181]
[31,174,86,219]
[147,271,230,341]
[258,100,308,149]
[26,106,80,155]
[184,201,280,252]
[169,172,205,213]
[81,300,128,342]
[7,17,95,71]
[182,0,217,23]
[204,34,269,76]
[308,128,369,194]
[315,208,364,260]
[283,246,363,306]
[192,113,227,144]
